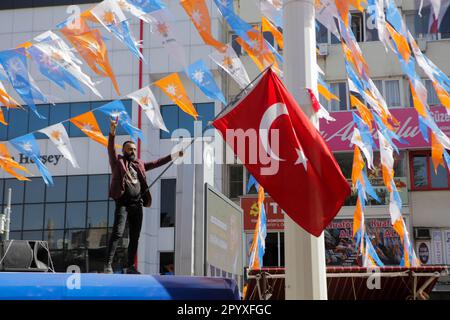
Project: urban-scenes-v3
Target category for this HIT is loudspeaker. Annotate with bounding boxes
[0,240,53,272]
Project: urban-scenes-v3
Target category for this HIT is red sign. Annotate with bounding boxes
[319,106,450,151]
[241,196,285,231]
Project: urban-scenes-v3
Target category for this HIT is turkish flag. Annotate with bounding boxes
[213,68,351,237]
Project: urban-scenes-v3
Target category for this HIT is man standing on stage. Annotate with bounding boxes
[104,117,183,274]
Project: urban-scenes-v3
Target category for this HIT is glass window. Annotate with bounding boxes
[88,175,109,201]
[279,232,285,266]
[29,104,49,139]
[231,34,242,56]
[229,165,243,199]
[46,176,66,202]
[86,228,108,249]
[351,13,364,42]
[263,31,274,47]
[9,204,23,231]
[69,102,91,137]
[49,103,70,133]
[373,80,383,95]
[263,232,279,267]
[411,152,449,190]
[385,80,401,108]
[179,107,195,136]
[23,204,44,230]
[108,200,116,227]
[67,176,88,201]
[365,10,379,41]
[87,201,108,228]
[22,230,43,241]
[441,7,450,39]
[44,230,65,250]
[405,8,432,39]
[431,165,449,188]
[24,178,46,203]
[7,109,28,140]
[413,155,428,188]
[160,179,176,228]
[64,248,87,273]
[197,103,215,135]
[424,80,440,106]
[65,230,87,250]
[66,202,86,229]
[316,21,328,44]
[44,203,65,230]
[160,105,179,139]
[0,111,9,141]
[0,179,4,205]
[8,231,21,240]
[160,252,175,275]
[5,179,24,204]
[330,83,348,111]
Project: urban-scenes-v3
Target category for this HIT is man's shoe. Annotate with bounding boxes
[104,263,113,274]
[125,266,141,274]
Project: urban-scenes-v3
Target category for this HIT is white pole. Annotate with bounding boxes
[283,0,328,299]
[4,188,11,241]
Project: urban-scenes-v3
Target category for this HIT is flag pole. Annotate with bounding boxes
[143,66,270,191]
[283,0,328,299]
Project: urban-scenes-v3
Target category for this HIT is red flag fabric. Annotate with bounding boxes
[213,68,351,236]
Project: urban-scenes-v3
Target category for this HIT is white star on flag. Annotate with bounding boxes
[8,58,23,73]
[220,0,229,7]
[110,109,123,119]
[166,84,177,96]
[22,142,33,152]
[295,148,308,170]
[192,70,205,84]
[82,123,94,132]
[191,9,202,26]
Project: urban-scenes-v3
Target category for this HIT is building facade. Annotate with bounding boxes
[0,0,225,275]
[0,0,449,279]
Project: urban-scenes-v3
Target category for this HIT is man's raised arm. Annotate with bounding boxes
[144,150,184,171]
[108,117,119,170]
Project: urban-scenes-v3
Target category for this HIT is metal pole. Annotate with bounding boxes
[283,0,328,299]
[4,188,11,241]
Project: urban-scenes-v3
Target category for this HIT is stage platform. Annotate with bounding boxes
[0,273,240,300]
[245,266,449,300]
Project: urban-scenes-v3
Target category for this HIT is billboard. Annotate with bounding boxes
[205,184,244,291]
[241,195,284,231]
[319,106,450,151]
[325,218,404,266]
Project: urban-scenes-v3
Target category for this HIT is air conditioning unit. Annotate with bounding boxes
[414,227,431,240]
[318,43,328,56]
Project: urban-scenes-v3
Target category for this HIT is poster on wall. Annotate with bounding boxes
[432,230,444,265]
[416,241,431,265]
[444,230,450,265]
[325,218,404,266]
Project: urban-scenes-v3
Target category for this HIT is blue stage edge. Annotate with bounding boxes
[0,273,240,300]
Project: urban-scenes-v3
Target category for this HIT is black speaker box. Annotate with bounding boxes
[0,240,52,272]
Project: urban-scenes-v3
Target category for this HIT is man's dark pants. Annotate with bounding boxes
[106,200,143,267]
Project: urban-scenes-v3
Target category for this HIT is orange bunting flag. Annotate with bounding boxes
[431,132,445,173]
[236,28,281,75]
[59,15,120,95]
[318,83,339,102]
[0,108,7,126]
[181,0,227,52]
[409,81,428,118]
[0,82,21,110]
[351,146,364,188]
[70,111,109,147]
[386,23,411,63]
[433,81,450,111]
[154,73,198,119]
[0,143,31,181]
[353,197,363,237]
[350,95,374,130]
[335,0,349,28]
[261,16,283,49]
[349,0,365,12]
